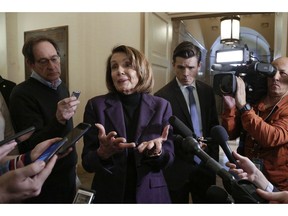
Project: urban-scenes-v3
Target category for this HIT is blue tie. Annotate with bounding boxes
[187,86,201,138]
[187,86,202,165]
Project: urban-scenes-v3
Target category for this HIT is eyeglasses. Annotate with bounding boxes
[36,55,60,67]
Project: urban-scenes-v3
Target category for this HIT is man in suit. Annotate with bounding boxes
[155,41,219,203]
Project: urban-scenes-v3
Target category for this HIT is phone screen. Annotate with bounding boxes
[57,123,91,155]
[0,126,36,146]
[36,138,68,163]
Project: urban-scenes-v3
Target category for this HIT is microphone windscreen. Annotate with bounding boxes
[210,125,239,166]
[169,115,193,138]
[211,125,229,143]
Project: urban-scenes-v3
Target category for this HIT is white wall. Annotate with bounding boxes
[4,12,143,159]
[0,13,8,77]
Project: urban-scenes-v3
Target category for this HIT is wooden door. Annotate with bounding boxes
[144,13,172,93]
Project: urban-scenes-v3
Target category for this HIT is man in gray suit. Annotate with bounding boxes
[155,41,219,203]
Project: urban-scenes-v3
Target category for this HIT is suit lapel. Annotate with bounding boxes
[104,93,156,142]
[105,95,127,138]
[171,79,192,127]
[134,94,155,142]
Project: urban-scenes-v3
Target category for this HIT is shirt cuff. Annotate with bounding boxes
[265,182,274,192]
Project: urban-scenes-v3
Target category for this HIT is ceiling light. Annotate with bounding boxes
[220,15,240,45]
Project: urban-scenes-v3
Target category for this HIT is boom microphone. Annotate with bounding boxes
[210,125,239,166]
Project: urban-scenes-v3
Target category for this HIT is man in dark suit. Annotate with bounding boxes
[155,41,219,203]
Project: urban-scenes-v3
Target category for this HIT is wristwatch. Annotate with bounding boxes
[239,103,252,114]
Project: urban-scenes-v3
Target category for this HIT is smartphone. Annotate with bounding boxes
[36,137,68,163]
[73,187,95,204]
[71,91,81,99]
[57,122,91,155]
[0,126,36,146]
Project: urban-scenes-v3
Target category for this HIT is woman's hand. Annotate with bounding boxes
[137,125,170,157]
[95,123,135,159]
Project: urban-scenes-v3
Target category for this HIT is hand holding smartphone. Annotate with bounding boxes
[36,137,68,163]
[57,123,91,155]
[0,126,35,147]
[35,122,91,162]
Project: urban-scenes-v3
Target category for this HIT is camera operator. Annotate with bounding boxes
[221,56,288,191]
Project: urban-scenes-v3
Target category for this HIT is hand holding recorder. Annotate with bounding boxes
[56,91,81,125]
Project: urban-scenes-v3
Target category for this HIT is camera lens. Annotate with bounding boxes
[220,75,234,94]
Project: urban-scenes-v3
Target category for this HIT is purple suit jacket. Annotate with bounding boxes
[82,93,174,203]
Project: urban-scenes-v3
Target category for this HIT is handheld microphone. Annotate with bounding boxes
[210,125,239,166]
[170,117,267,203]
[169,115,194,138]
[169,115,212,143]
[182,136,267,203]
[182,136,235,184]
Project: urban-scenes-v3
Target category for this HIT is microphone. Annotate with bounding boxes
[169,115,212,143]
[206,185,233,203]
[169,115,194,138]
[182,136,235,184]
[170,116,267,203]
[182,137,267,203]
[210,125,239,166]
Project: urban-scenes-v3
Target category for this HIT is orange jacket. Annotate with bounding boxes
[222,95,288,191]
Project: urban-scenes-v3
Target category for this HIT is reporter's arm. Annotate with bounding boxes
[256,189,288,204]
[227,151,271,190]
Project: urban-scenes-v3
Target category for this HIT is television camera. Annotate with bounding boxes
[211,47,276,104]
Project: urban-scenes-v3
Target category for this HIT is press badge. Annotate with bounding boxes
[252,158,264,172]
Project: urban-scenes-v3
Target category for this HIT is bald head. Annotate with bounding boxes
[272,57,288,67]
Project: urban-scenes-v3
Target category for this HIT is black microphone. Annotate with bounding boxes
[182,137,267,203]
[206,185,233,203]
[170,116,267,203]
[169,115,194,138]
[182,136,235,184]
[210,125,239,166]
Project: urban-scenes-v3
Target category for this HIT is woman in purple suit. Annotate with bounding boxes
[82,45,174,203]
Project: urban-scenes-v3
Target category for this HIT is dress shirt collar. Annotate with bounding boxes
[31,71,62,90]
[175,77,197,90]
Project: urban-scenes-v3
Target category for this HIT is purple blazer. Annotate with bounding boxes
[82,93,174,203]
